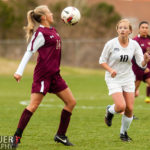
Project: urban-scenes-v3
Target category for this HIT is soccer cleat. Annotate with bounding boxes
[120,132,132,142]
[11,136,21,148]
[54,134,73,146]
[144,97,150,103]
[105,105,114,127]
[133,115,138,120]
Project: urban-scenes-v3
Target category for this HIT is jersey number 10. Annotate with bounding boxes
[120,55,128,62]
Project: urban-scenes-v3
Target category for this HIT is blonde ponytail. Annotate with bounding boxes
[24,10,36,42]
[24,5,50,42]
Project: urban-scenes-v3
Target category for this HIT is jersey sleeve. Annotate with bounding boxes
[15,31,45,76]
[134,41,147,69]
[99,41,112,64]
[15,51,33,76]
[27,31,45,53]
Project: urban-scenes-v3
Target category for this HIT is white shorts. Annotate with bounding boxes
[106,82,135,95]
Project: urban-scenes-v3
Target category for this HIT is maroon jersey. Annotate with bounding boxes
[15,25,68,95]
[133,35,150,68]
[132,35,150,81]
[31,26,62,82]
[133,35,150,54]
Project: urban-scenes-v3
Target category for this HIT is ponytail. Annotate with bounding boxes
[24,5,49,42]
[24,10,36,42]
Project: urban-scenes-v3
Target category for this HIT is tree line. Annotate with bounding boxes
[0,0,121,39]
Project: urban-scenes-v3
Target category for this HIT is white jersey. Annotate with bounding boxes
[99,37,146,84]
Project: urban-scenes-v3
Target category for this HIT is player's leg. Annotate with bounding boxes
[56,87,76,112]
[105,92,126,127]
[145,78,150,103]
[120,91,134,142]
[120,80,140,118]
[135,80,141,97]
[132,80,141,120]
[12,93,44,148]
[54,88,76,146]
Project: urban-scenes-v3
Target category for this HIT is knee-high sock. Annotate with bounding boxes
[146,86,150,97]
[108,104,117,114]
[120,115,133,134]
[14,108,33,137]
[57,109,72,136]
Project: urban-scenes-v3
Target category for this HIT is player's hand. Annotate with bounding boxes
[144,68,150,73]
[110,70,117,78]
[144,52,150,63]
[14,73,22,82]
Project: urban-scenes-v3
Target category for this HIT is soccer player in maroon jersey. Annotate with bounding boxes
[12,5,76,148]
[132,21,150,103]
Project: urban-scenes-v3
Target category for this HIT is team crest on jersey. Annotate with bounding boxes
[114,48,120,51]
[50,35,54,39]
[141,44,144,47]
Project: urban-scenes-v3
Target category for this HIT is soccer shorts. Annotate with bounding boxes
[106,82,135,95]
[31,72,68,95]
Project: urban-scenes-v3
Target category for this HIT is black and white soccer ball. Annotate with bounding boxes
[61,6,81,25]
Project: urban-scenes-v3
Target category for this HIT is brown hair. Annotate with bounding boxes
[139,21,149,28]
[24,5,49,42]
[116,19,132,33]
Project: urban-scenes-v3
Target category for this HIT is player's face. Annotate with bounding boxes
[117,22,131,38]
[45,8,54,24]
[139,23,149,37]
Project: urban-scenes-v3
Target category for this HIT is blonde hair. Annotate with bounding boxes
[116,19,132,33]
[24,5,49,42]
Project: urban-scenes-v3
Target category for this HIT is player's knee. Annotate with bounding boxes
[126,106,133,113]
[70,99,76,108]
[27,103,39,112]
[116,104,126,113]
[72,100,76,107]
[67,99,76,109]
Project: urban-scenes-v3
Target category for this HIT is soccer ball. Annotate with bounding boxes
[61,6,81,25]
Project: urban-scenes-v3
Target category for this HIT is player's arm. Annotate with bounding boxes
[100,63,117,78]
[134,42,150,69]
[142,52,150,66]
[14,51,33,82]
[14,32,45,82]
[99,41,117,78]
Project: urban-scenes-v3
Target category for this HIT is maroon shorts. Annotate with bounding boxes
[132,65,150,82]
[31,72,68,95]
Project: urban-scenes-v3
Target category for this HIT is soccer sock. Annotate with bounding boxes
[14,108,33,137]
[108,104,117,114]
[146,86,150,97]
[120,115,133,134]
[57,109,72,136]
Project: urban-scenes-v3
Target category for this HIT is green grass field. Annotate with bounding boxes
[0,61,150,150]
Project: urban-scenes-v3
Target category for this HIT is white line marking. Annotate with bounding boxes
[19,94,149,110]
[19,100,105,109]
[20,99,150,110]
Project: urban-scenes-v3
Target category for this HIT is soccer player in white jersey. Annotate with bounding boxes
[99,19,150,142]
